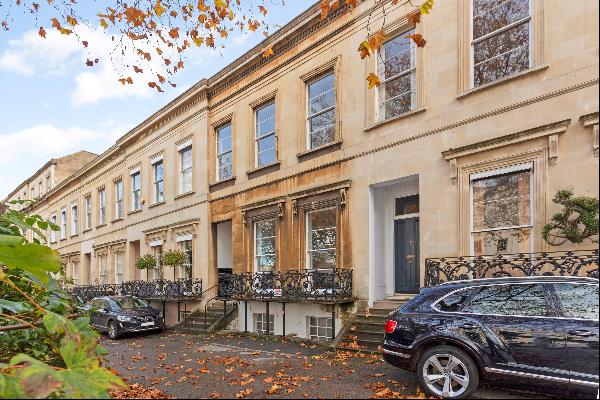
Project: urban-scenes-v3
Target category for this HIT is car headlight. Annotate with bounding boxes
[117,315,132,322]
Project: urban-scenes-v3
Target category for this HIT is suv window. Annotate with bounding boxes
[553,283,599,320]
[436,288,476,312]
[461,284,549,317]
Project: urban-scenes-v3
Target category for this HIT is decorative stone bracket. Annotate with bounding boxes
[580,112,599,157]
[442,119,571,184]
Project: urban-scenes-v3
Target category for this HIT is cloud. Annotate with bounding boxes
[0,123,119,166]
[0,30,80,76]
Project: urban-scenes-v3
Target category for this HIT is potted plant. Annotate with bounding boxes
[161,249,186,281]
[136,253,157,281]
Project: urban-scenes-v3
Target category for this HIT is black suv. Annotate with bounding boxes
[382,276,599,399]
[88,296,164,339]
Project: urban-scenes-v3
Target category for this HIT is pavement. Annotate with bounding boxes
[102,330,548,399]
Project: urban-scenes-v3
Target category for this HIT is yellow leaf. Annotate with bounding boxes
[419,0,434,15]
[366,73,381,89]
[154,2,166,17]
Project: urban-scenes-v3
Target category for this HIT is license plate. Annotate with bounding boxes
[141,321,154,327]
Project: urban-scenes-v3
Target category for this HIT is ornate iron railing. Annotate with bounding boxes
[69,278,203,303]
[425,249,599,286]
[217,269,353,302]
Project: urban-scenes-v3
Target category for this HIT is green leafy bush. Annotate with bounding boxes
[135,253,157,270]
[0,201,125,398]
[543,188,599,246]
[161,249,186,268]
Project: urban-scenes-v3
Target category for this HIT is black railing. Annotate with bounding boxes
[70,278,203,302]
[425,249,599,286]
[217,269,353,302]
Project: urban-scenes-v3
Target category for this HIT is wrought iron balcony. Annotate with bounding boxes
[217,269,353,303]
[70,278,203,303]
[425,249,599,286]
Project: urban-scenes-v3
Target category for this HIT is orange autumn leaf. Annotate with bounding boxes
[38,26,46,38]
[366,73,381,89]
[406,33,426,47]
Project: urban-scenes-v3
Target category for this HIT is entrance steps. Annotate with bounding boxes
[175,300,237,334]
[335,296,414,352]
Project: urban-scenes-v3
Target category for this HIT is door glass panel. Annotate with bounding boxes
[462,284,549,317]
[395,195,419,216]
[553,283,599,320]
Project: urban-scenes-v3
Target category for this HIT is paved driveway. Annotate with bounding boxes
[103,331,545,399]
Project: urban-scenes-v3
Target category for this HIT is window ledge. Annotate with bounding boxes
[70,234,78,238]
[364,107,427,132]
[247,161,281,178]
[96,223,107,228]
[457,64,549,100]
[175,191,195,200]
[209,176,236,191]
[148,201,166,208]
[297,139,343,160]
[127,209,142,215]
[111,218,124,223]
[82,228,92,233]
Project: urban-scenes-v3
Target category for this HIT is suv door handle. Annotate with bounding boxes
[568,330,596,337]
[461,323,478,330]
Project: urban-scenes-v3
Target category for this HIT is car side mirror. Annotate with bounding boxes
[98,308,109,313]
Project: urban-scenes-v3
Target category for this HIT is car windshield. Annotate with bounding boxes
[110,298,149,310]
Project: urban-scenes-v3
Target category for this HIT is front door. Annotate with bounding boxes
[394,217,419,293]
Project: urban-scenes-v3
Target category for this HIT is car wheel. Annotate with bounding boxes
[107,321,120,340]
[417,345,479,399]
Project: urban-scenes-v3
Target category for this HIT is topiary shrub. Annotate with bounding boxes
[135,253,157,270]
[542,188,599,246]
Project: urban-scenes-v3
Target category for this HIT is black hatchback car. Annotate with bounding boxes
[88,296,164,339]
[382,276,599,399]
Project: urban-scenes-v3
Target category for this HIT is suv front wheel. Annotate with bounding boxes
[107,321,120,340]
[416,345,479,399]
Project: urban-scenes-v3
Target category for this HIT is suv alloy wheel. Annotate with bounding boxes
[417,345,479,399]
[107,321,120,340]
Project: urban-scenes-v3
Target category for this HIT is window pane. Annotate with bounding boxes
[256,103,275,137]
[310,249,336,270]
[218,152,233,180]
[217,125,232,154]
[181,147,192,170]
[309,124,335,149]
[472,227,532,256]
[308,73,335,115]
[554,284,599,320]
[379,31,414,78]
[309,208,336,231]
[474,22,529,86]
[395,195,419,216]
[463,284,548,316]
[473,0,529,39]
[472,170,531,231]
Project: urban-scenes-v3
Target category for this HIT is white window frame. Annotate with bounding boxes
[98,188,106,226]
[131,171,142,211]
[150,244,162,281]
[152,160,164,203]
[469,162,534,256]
[71,260,79,284]
[85,195,92,230]
[254,313,274,334]
[254,101,277,168]
[470,0,533,88]
[49,213,57,243]
[306,207,337,271]
[114,180,123,219]
[306,72,336,150]
[60,208,67,240]
[98,255,107,284]
[179,145,193,194]
[307,316,333,341]
[254,219,277,273]
[216,124,233,182]
[178,239,193,281]
[376,29,417,122]
[114,252,123,284]
[70,203,78,236]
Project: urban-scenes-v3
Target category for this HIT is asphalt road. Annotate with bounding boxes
[102,331,547,399]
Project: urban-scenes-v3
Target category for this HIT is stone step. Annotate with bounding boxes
[368,308,397,317]
[345,331,384,342]
[371,301,407,310]
[337,337,381,352]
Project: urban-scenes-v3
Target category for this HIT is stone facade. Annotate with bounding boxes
[9,0,599,336]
